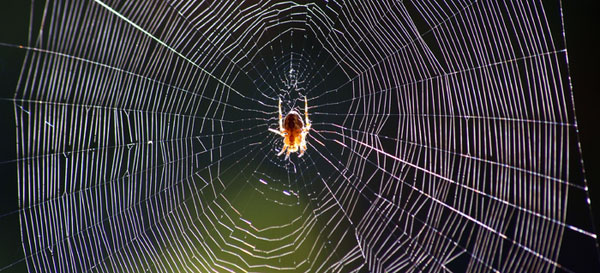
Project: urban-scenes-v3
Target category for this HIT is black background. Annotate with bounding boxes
[564,1,600,253]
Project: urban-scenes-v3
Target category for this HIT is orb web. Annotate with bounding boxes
[0,0,598,273]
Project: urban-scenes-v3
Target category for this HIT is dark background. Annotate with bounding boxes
[563,1,600,252]
[0,0,598,271]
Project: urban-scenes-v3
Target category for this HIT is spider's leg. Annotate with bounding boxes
[278,144,287,156]
[304,96,310,129]
[298,137,306,157]
[268,128,282,135]
[285,149,291,160]
[279,98,283,132]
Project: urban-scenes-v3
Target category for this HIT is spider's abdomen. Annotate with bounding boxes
[283,112,303,146]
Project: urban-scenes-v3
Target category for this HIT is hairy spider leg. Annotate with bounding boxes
[297,97,310,157]
[278,144,288,157]
[268,98,290,157]
[268,98,285,136]
[304,96,310,129]
[279,98,283,132]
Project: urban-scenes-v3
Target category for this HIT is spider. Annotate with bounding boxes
[269,97,311,159]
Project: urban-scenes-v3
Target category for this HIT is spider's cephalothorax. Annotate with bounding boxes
[269,97,311,159]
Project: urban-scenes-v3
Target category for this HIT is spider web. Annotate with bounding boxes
[0,0,598,272]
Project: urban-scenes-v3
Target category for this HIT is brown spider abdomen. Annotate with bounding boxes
[283,112,303,146]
